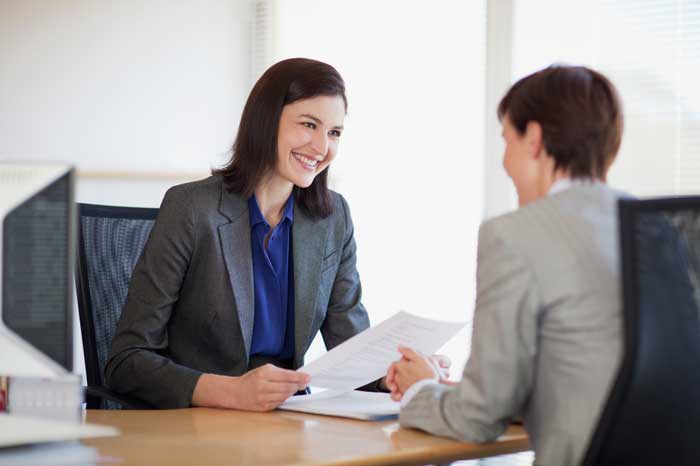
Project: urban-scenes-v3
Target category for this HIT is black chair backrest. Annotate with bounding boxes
[581,196,700,466]
[75,203,158,409]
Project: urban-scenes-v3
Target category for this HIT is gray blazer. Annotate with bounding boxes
[400,184,625,466]
[104,175,370,408]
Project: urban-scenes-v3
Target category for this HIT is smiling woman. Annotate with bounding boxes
[275,96,345,189]
[214,58,349,219]
[103,58,381,412]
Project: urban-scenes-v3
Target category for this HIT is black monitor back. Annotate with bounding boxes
[1,169,75,371]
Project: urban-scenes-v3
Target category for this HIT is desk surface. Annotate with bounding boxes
[84,408,529,466]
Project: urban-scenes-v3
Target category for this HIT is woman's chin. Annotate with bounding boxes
[291,173,318,189]
[288,164,328,189]
[292,178,314,189]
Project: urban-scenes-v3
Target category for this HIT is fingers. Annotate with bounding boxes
[263,381,306,395]
[234,366,310,412]
[386,364,395,383]
[390,368,410,401]
[259,391,295,404]
[430,354,451,369]
[387,362,407,401]
[386,364,398,393]
[255,381,302,411]
[254,394,290,411]
[259,365,310,385]
[398,345,421,361]
[386,365,394,380]
[424,354,452,382]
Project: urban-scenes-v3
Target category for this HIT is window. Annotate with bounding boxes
[510,0,700,196]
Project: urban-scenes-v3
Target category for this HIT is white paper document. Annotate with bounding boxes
[279,390,399,421]
[301,310,465,391]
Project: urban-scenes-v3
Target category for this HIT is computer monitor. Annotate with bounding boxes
[0,162,75,374]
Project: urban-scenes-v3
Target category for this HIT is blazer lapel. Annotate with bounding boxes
[293,205,328,367]
[217,187,255,360]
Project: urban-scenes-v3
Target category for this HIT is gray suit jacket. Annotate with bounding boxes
[104,175,370,408]
[400,184,624,466]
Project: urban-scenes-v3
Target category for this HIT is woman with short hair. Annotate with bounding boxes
[387,65,625,466]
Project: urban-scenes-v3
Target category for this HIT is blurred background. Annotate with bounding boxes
[1,0,698,413]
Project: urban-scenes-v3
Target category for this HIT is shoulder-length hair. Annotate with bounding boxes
[213,58,347,219]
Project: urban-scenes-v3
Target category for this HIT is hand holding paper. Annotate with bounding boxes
[279,311,465,420]
[299,311,465,391]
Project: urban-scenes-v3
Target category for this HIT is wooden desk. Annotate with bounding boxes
[84,408,529,466]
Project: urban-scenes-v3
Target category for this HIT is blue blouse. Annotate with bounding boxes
[247,194,295,359]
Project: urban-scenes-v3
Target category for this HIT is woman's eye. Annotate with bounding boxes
[329,130,341,137]
[302,122,316,129]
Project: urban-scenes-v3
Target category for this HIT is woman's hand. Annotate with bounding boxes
[231,364,310,411]
[386,346,441,401]
[430,353,451,379]
[193,364,310,411]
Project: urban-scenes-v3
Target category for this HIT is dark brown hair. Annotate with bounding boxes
[497,65,623,179]
[213,58,347,218]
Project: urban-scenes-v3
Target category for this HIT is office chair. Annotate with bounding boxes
[581,196,700,466]
[75,203,158,409]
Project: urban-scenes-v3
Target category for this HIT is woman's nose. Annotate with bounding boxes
[311,131,329,156]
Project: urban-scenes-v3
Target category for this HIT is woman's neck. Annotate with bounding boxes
[254,175,294,229]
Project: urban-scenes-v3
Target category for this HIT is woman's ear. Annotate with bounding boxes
[524,121,544,159]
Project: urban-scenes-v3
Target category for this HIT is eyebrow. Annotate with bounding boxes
[299,113,344,130]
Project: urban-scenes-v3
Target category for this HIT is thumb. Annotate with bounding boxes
[398,345,420,361]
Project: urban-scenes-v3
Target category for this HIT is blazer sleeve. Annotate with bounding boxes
[104,186,204,408]
[399,218,540,441]
[320,194,371,350]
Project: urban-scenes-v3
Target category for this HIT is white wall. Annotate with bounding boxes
[259,0,487,373]
[0,0,251,177]
[0,0,253,374]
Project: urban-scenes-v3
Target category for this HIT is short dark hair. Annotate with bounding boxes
[497,65,623,179]
[214,58,347,218]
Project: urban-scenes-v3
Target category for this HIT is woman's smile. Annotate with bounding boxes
[292,151,321,171]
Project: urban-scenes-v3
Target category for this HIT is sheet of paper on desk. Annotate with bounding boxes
[279,390,399,421]
[301,310,465,391]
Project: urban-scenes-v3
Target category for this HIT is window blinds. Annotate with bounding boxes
[513,0,700,196]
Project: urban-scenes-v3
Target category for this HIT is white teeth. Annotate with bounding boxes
[293,152,320,167]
